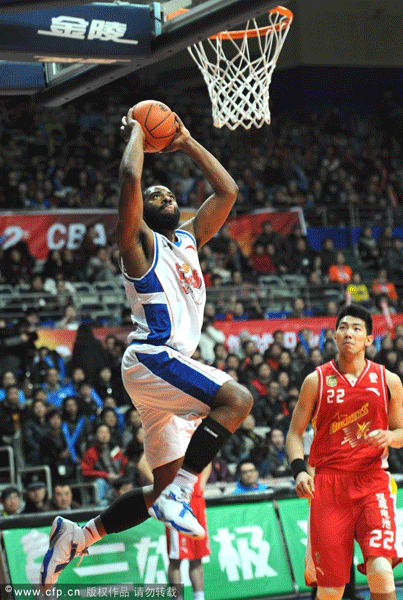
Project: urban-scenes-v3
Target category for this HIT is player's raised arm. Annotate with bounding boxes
[116,113,154,278]
[169,116,238,249]
[286,371,318,498]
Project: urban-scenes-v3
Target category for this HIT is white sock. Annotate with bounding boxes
[82,518,103,546]
[172,468,198,492]
[193,592,205,600]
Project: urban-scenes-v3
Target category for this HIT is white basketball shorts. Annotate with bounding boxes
[121,342,232,470]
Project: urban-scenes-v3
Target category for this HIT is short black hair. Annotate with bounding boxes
[335,303,373,335]
[236,458,258,476]
[1,486,20,501]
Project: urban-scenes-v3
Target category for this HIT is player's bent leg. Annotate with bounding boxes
[316,586,345,600]
[210,379,253,432]
[181,380,252,476]
[152,381,252,538]
[366,556,396,599]
[151,381,252,538]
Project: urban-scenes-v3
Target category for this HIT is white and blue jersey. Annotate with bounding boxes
[121,229,205,357]
[120,227,232,470]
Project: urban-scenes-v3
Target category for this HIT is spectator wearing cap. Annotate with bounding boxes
[50,483,80,511]
[21,481,51,513]
[1,486,21,516]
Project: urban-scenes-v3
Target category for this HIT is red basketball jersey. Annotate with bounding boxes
[309,359,389,472]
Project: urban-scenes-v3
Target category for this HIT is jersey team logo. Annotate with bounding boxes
[326,375,337,387]
[175,262,204,305]
[329,404,371,447]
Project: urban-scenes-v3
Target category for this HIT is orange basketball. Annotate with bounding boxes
[130,100,178,152]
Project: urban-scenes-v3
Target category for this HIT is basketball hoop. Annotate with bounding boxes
[186,6,293,130]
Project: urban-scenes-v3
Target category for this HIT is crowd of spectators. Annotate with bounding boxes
[0,89,402,220]
[0,88,402,325]
[1,310,403,512]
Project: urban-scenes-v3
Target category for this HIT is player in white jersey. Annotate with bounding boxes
[40,111,253,591]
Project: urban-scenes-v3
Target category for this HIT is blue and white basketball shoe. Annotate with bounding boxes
[148,483,205,539]
[40,516,88,591]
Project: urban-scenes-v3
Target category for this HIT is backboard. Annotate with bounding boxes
[0,0,289,106]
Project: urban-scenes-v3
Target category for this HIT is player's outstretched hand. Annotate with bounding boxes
[162,114,191,152]
[295,471,314,499]
[120,114,144,144]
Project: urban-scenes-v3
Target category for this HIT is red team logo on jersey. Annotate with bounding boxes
[329,405,372,448]
[176,262,203,302]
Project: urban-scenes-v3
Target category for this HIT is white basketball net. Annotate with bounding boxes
[187,7,293,130]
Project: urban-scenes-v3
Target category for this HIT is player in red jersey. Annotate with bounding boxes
[287,303,403,600]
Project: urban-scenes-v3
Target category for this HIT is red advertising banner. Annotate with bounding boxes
[213,313,403,354]
[36,313,402,357]
[0,208,304,261]
[0,210,118,260]
[227,207,305,255]
[0,209,198,261]
[35,326,132,356]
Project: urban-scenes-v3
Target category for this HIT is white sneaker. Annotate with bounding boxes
[148,483,205,539]
[40,516,88,591]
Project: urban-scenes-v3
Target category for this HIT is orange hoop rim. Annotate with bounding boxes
[167,6,293,41]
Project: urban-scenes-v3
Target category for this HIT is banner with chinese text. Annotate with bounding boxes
[3,501,293,599]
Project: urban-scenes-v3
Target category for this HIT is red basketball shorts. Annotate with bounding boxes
[305,469,403,587]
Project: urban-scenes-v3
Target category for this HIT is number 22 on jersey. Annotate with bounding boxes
[326,388,345,403]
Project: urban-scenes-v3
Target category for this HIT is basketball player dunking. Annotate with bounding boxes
[287,303,403,600]
[40,112,253,591]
